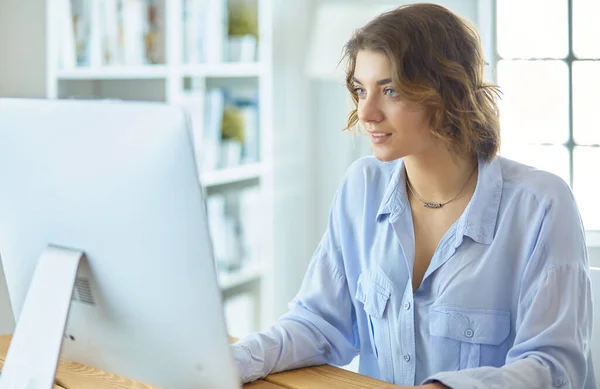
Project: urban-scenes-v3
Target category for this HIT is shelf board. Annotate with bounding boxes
[182,62,263,78]
[55,63,264,80]
[201,163,263,187]
[219,263,262,292]
[56,65,169,80]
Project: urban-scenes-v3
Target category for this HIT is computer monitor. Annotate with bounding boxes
[0,98,240,389]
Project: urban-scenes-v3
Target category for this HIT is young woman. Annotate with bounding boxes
[232,4,595,388]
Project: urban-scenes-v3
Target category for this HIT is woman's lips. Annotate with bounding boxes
[369,132,392,144]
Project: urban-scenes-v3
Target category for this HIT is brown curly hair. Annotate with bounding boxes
[343,3,501,161]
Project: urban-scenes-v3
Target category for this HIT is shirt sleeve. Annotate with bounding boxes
[231,181,360,383]
[424,185,594,389]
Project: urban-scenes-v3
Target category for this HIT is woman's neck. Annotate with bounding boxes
[403,146,477,205]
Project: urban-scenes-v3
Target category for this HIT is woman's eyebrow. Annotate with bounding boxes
[351,77,393,85]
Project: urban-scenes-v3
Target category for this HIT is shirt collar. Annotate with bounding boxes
[457,156,503,245]
[376,156,503,245]
[376,158,408,224]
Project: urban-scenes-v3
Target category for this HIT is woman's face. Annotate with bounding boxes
[352,50,436,162]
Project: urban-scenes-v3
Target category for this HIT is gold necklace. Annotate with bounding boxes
[406,167,477,209]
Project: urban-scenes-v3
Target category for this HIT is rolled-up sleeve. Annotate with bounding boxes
[425,187,594,389]
[231,182,359,383]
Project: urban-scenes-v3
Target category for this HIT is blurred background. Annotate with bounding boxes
[0,0,598,369]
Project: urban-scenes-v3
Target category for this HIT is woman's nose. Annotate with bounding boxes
[357,96,383,124]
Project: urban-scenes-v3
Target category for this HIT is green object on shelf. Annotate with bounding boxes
[228,3,258,39]
[221,106,245,143]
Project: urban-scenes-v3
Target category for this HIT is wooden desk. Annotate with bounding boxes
[265,365,387,389]
[0,335,282,389]
[0,335,386,389]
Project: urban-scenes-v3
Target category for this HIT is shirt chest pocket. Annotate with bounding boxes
[355,269,394,381]
[429,306,511,372]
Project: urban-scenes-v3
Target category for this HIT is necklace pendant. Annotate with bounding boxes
[423,202,442,208]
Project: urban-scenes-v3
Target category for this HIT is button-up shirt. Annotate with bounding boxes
[232,156,595,389]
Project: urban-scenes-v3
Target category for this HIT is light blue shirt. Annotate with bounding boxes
[232,156,595,388]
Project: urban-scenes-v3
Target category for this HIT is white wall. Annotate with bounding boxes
[0,0,48,97]
[310,80,369,248]
[267,0,316,322]
[0,0,41,335]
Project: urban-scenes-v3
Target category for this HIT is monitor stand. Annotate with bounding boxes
[0,245,84,389]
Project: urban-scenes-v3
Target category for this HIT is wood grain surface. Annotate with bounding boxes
[0,335,283,388]
[265,364,387,389]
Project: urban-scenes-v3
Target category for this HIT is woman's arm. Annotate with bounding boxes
[232,182,360,383]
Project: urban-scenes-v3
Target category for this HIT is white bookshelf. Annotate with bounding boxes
[0,0,275,332]
[218,261,262,292]
[202,163,264,187]
[56,65,170,80]
[55,63,264,80]
[182,63,264,78]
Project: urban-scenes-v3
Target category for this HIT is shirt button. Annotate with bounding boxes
[404,302,411,310]
[555,377,565,387]
[403,353,411,362]
[464,328,474,338]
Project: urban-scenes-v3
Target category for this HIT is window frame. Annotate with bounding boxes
[490,0,600,240]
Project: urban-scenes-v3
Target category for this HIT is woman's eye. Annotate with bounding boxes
[353,87,366,98]
[384,88,398,97]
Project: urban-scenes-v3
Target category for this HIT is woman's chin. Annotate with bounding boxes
[372,148,404,162]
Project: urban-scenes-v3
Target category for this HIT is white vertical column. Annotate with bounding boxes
[0,0,49,98]
[165,0,183,103]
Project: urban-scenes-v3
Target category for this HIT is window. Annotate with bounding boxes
[495,0,600,231]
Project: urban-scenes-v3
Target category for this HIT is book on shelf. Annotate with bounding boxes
[87,0,103,67]
[101,0,120,65]
[183,0,258,64]
[57,0,77,69]
[183,0,228,64]
[206,194,230,270]
[121,0,148,66]
[203,88,226,172]
[236,96,259,164]
[205,0,228,63]
[180,87,258,173]
[238,186,261,266]
[58,0,259,69]
[60,0,162,69]
[206,187,262,274]
[183,0,206,64]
